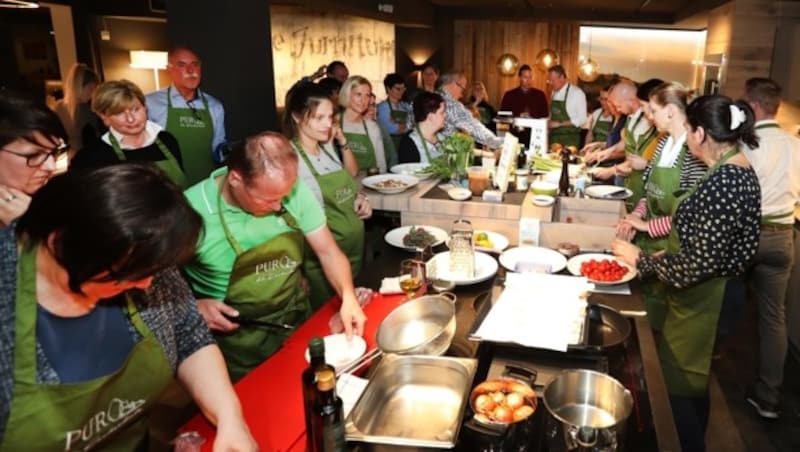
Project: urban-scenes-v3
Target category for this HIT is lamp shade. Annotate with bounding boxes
[129,50,168,70]
[0,1,39,8]
[578,58,600,82]
[496,53,520,76]
[534,49,559,72]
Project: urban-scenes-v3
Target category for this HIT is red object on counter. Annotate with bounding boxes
[179,292,407,451]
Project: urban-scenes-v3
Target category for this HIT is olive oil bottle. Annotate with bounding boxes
[309,369,346,452]
[303,337,334,450]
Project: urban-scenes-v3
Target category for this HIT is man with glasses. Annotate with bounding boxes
[377,73,413,151]
[0,91,69,226]
[146,45,227,186]
[546,65,587,149]
[438,69,503,148]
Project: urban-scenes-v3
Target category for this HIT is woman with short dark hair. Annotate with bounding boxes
[0,91,69,227]
[613,94,761,452]
[376,73,413,150]
[398,91,447,164]
[0,164,255,451]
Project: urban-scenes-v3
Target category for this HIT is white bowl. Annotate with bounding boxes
[531,180,558,196]
[532,195,555,207]
[447,187,472,201]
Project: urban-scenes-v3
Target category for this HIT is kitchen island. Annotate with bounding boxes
[180,239,680,451]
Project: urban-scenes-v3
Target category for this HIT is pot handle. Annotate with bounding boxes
[464,416,508,437]
[503,365,538,386]
[438,291,457,304]
[568,426,598,448]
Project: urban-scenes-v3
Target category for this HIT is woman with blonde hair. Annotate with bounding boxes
[53,63,102,153]
[71,80,187,187]
[338,76,389,174]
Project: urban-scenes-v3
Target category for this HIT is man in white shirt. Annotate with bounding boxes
[546,65,587,148]
[741,77,800,419]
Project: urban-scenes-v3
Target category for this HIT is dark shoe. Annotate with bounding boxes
[746,392,779,419]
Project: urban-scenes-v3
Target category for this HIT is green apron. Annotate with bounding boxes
[591,113,612,144]
[108,132,188,188]
[389,106,409,151]
[477,106,493,128]
[658,149,738,397]
[623,114,659,211]
[0,244,173,452]
[216,190,310,381]
[294,141,365,310]
[636,141,690,330]
[165,87,215,186]
[341,117,378,171]
[549,85,581,148]
[416,126,436,164]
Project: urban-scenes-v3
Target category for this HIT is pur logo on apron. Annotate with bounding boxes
[178,116,207,128]
[645,181,666,199]
[64,397,146,450]
[255,255,300,283]
[334,186,355,205]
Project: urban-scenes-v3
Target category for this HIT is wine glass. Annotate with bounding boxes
[399,259,426,301]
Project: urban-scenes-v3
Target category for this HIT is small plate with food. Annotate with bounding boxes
[566,253,637,285]
[362,174,420,194]
[384,225,449,251]
[472,230,509,253]
[390,163,434,180]
[498,246,568,274]
[426,251,498,285]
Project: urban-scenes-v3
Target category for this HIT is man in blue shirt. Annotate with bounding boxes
[146,46,227,186]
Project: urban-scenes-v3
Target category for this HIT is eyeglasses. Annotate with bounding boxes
[1,144,68,167]
[186,99,205,122]
[455,82,467,91]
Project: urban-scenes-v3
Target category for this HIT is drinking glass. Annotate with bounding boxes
[399,259,426,300]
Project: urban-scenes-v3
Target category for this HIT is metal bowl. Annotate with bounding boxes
[376,293,457,356]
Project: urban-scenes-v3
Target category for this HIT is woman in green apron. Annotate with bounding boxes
[0,164,255,451]
[285,82,370,310]
[398,92,447,164]
[617,83,708,330]
[377,73,413,152]
[338,76,389,173]
[613,95,761,452]
[182,132,366,380]
[585,88,614,145]
[71,80,188,188]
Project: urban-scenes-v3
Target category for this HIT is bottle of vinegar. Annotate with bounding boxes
[309,370,346,452]
[303,337,334,450]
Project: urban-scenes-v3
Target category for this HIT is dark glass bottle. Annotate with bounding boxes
[558,149,571,196]
[309,370,346,452]
[303,337,334,450]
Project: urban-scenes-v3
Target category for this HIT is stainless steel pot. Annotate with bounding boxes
[542,369,633,451]
[376,292,457,356]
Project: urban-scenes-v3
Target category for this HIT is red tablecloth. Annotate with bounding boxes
[179,292,406,451]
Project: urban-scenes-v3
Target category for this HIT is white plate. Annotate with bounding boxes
[472,230,509,253]
[384,225,449,251]
[426,251,498,285]
[390,163,433,179]
[543,165,583,183]
[585,185,633,200]
[566,253,637,285]
[362,174,420,194]
[304,334,367,370]
[532,195,555,207]
[448,187,472,201]
[499,246,568,274]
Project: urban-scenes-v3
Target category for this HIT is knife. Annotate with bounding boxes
[222,313,294,330]
[601,188,628,199]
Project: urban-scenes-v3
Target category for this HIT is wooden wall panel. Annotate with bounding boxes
[453,20,580,108]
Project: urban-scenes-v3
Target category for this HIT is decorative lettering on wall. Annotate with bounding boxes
[270,11,395,107]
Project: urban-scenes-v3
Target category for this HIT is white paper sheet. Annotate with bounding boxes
[472,273,591,352]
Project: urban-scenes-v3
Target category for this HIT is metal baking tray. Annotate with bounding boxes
[345,354,478,448]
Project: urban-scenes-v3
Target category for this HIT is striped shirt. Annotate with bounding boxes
[633,135,708,237]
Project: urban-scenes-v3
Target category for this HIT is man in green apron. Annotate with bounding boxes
[586,89,613,145]
[183,132,366,381]
[546,65,587,149]
[146,46,227,186]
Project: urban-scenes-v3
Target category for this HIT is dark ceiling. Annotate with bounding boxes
[426,0,731,25]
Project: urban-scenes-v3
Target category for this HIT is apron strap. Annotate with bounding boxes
[754,123,780,130]
[13,242,39,383]
[415,126,434,162]
[761,211,794,223]
[292,140,340,178]
[108,133,128,161]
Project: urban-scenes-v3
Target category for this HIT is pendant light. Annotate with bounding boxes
[497,53,520,76]
[534,49,559,72]
[0,0,39,7]
[578,29,600,82]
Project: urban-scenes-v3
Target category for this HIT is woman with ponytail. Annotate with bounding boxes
[612,95,761,452]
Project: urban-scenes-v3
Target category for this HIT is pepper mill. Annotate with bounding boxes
[558,149,571,197]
